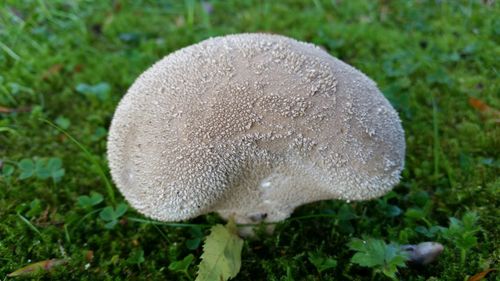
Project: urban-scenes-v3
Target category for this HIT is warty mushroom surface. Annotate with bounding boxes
[107,33,406,224]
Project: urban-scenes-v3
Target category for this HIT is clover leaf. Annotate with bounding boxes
[99,203,128,229]
[77,192,104,208]
[18,159,35,180]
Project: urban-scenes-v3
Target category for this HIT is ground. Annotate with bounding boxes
[0,0,499,280]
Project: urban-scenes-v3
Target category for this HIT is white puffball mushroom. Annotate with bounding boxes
[107,33,405,225]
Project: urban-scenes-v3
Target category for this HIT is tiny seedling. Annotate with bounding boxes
[44,158,65,182]
[75,82,111,101]
[335,203,357,233]
[404,207,432,227]
[186,226,204,250]
[439,211,480,265]
[90,127,107,142]
[415,225,441,238]
[169,254,195,279]
[17,159,37,180]
[54,116,71,130]
[348,237,409,280]
[1,164,15,180]
[99,203,128,229]
[376,192,402,218]
[25,199,43,218]
[77,192,104,208]
[307,251,337,273]
[127,249,145,265]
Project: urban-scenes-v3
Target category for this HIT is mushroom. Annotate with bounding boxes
[401,242,444,265]
[107,33,405,225]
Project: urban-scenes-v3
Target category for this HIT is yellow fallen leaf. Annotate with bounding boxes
[195,218,243,281]
[7,259,67,277]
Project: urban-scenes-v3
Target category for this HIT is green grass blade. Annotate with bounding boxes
[17,213,41,236]
[41,119,115,204]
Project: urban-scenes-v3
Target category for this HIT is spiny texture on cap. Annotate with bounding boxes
[107,33,405,224]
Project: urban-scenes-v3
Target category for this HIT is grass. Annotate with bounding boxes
[0,0,499,280]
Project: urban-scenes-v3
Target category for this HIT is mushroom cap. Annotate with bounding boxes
[107,33,405,224]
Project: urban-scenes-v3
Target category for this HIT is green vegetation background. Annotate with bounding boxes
[1,0,498,280]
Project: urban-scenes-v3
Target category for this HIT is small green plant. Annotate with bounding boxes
[127,249,145,266]
[15,198,43,219]
[376,192,402,218]
[1,163,15,181]
[77,192,104,208]
[0,126,18,135]
[186,226,204,250]
[99,203,128,229]
[17,157,65,183]
[415,225,441,238]
[348,237,409,280]
[169,254,195,279]
[54,116,71,130]
[90,127,107,142]
[75,82,111,101]
[307,252,337,273]
[25,199,43,218]
[335,203,357,233]
[439,211,480,265]
[41,119,116,204]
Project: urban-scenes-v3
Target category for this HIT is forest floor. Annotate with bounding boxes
[1,1,499,280]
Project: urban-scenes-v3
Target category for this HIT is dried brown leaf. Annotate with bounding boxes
[41,64,63,80]
[469,97,500,123]
[7,259,67,277]
[468,268,497,281]
[0,106,31,113]
[85,250,94,262]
